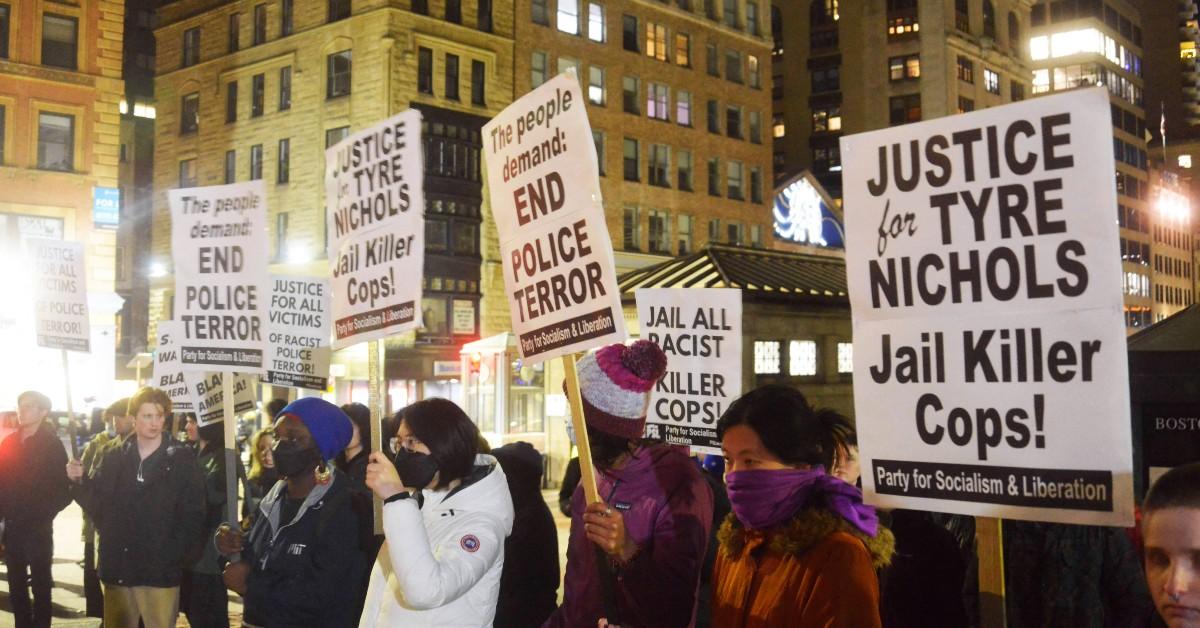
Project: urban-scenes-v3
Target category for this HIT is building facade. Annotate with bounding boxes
[151,0,515,407]
[772,0,1035,200]
[0,0,126,406]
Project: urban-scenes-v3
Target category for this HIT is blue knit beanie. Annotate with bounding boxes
[278,397,353,462]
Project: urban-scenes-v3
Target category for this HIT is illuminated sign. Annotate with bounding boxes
[772,175,844,248]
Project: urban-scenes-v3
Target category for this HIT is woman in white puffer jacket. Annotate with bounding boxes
[360,398,514,627]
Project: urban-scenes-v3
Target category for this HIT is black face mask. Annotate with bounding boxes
[393,448,439,490]
[272,440,321,479]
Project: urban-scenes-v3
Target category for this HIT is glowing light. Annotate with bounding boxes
[773,179,829,246]
[286,243,313,264]
[149,261,168,278]
[1156,188,1191,224]
[1178,154,1192,169]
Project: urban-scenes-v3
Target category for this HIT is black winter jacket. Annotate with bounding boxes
[0,421,71,542]
[75,434,206,587]
[240,471,365,628]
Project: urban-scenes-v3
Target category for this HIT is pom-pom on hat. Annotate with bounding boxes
[278,397,353,462]
[574,340,669,440]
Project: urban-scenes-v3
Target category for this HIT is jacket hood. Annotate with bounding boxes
[492,442,543,499]
[258,467,344,532]
[426,453,515,536]
[718,508,896,569]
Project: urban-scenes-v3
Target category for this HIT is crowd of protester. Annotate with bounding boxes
[0,339,1196,627]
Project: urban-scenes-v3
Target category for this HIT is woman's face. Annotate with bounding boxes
[273,415,313,449]
[394,420,439,489]
[184,416,199,442]
[347,423,362,451]
[257,433,275,468]
[721,424,803,476]
[832,445,861,485]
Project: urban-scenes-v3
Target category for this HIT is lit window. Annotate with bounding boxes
[676,90,692,126]
[647,22,668,61]
[557,0,580,34]
[1033,68,1050,93]
[789,340,817,376]
[588,66,605,105]
[647,83,669,120]
[1179,154,1193,168]
[588,3,605,41]
[837,342,853,373]
[1030,35,1048,60]
[754,341,780,374]
[984,68,1000,95]
[531,51,548,87]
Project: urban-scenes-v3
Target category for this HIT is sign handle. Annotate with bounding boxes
[368,339,386,535]
[222,370,239,527]
[562,352,599,505]
[976,516,1006,627]
[62,350,79,459]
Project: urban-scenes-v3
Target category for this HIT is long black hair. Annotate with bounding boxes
[715,384,852,470]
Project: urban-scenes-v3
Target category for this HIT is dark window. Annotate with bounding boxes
[281,0,293,35]
[183,28,201,67]
[956,55,973,83]
[889,94,920,125]
[723,0,738,28]
[251,74,265,116]
[418,47,433,94]
[0,104,5,163]
[532,0,548,25]
[180,93,199,134]
[750,167,763,203]
[445,54,460,100]
[957,96,974,113]
[811,66,839,92]
[42,14,78,70]
[623,15,639,52]
[413,0,428,13]
[326,125,350,148]
[623,137,639,181]
[726,106,742,139]
[471,60,486,105]
[279,66,292,110]
[955,0,968,32]
[707,100,720,133]
[649,144,669,187]
[1030,4,1044,26]
[327,50,351,98]
[277,138,290,183]
[0,5,9,59]
[811,0,837,25]
[623,76,639,114]
[179,159,197,187]
[446,0,461,23]
[707,158,720,196]
[1007,12,1018,50]
[229,13,241,52]
[982,0,995,38]
[226,81,238,122]
[250,144,263,179]
[328,0,350,23]
[706,43,719,76]
[37,112,74,171]
[478,0,493,31]
[224,150,236,183]
[254,4,267,44]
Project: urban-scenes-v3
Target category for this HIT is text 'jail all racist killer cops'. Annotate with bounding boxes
[866,113,1094,309]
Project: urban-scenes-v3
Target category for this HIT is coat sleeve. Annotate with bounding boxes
[310,499,367,627]
[34,434,72,522]
[170,453,208,569]
[379,498,504,610]
[614,474,714,627]
[73,446,116,526]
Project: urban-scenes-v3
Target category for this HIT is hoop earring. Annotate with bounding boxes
[315,463,332,485]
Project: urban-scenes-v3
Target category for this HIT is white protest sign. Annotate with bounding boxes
[170,181,269,374]
[637,289,741,455]
[841,87,1134,526]
[325,109,424,350]
[483,71,626,364]
[264,275,331,390]
[29,239,90,352]
[187,371,257,425]
[152,321,195,412]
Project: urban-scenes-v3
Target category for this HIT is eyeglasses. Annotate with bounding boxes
[389,435,423,452]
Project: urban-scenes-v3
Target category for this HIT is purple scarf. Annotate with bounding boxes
[725,467,879,536]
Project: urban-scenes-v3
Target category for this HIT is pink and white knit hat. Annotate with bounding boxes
[575,340,669,440]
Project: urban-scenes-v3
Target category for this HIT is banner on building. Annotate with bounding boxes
[187,371,257,426]
[170,181,269,374]
[841,87,1135,526]
[263,275,332,390]
[152,321,195,412]
[29,238,90,352]
[325,109,425,350]
[482,71,626,364]
[637,288,742,455]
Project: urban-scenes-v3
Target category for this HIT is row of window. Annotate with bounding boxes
[753,340,853,377]
[1155,285,1194,308]
[1112,138,1147,172]
[1031,0,1143,48]
[2,108,77,171]
[0,6,78,70]
[1032,65,1143,108]
[1119,237,1150,267]
[410,0,494,32]
[1111,103,1146,146]
[535,0,764,38]
[1122,270,1150,299]
[1116,172,1147,202]
[606,134,765,203]
[952,0,1021,49]
[182,139,291,187]
[1154,254,1193,280]
[621,208,763,256]
[1154,224,1192,251]
[1125,306,1152,329]
[224,67,293,124]
[417,48,488,106]
[1117,204,1149,235]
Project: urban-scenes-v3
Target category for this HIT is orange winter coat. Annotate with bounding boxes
[711,508,895,628]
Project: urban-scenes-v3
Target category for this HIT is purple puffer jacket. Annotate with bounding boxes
[544,443,714,628]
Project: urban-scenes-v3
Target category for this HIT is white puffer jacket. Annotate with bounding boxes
[358,454,515,628]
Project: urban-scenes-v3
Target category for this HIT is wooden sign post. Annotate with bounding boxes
[976,517,1006,628]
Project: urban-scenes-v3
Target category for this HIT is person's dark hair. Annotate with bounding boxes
[197,421,225,453]
[265,398,288,421]
[716,385,846,470]
[396,398,479,489]
[340,402,372,453]
[105,397,131,420]
[1144,462,1200,513]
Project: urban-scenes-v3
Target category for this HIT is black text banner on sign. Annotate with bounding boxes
[482,71,627,364]
[325,109,425,350]
[169,181,269,374]
[636,288,742,455]
[30,239,91,352]
[263,275,332,390]
[186,370,257,427]
[841,87,1134,526]
[152,321,196,412]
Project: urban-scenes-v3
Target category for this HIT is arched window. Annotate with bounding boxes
[955,0,969,32]
[1008,11,1019,48]
[983,0,996,39]
[811,0,838,26]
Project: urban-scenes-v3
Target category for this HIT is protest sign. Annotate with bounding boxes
[264,275,332,390]
[187,371,257,425]
[152,321,195,412]
[637,288,741,455]
[29,239,90,352]
[841,87,1134,526]
[325,109,424,350]
[170,181,269,373]
[482,71,626,364]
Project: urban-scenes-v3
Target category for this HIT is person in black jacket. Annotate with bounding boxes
[493,441,559,628]
[216,397,365,628]
[335,402,379,618]
[67,387,206,628]
[0,390,72,628]
[182,421,239,628]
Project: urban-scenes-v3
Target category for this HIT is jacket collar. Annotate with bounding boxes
[259,468,338,532]
[717,508,896,569]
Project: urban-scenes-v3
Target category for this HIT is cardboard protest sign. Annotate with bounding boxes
[325,109,425,350]
[637,288,741,455]
[170,181,269,373]
[841,87,1134,526]
[263,275,332,390]
[483,71,626,364]
[152,321,195,412]
[187,371,257,425]
[29,239,90,352]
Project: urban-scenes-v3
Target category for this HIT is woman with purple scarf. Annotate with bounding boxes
[711,385,895,627]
